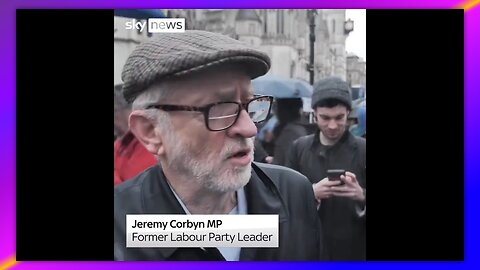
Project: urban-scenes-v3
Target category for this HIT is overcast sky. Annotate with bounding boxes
[345,9,366,61]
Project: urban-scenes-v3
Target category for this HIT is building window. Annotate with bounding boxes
[249,23,255,35]
[277,10,284,34]
[332,19,336,34]
[264,11,267,34]
[276,11,280,34]
[280,10,284,34]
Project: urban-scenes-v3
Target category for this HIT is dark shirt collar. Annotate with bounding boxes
[311,130,358,156]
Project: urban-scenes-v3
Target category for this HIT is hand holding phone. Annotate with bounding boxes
[327,169,346,185]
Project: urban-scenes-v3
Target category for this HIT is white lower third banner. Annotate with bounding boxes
[126,214,278,248]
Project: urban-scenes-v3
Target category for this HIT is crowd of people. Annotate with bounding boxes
[114,30,366,261]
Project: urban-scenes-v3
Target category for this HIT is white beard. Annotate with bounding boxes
[164,134,254,193]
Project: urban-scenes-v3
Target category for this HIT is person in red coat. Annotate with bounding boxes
[114,131,156,185]
[114,88,156,186]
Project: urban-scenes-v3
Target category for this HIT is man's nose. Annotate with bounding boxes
[328,120,338,129]
[227,110,257,138]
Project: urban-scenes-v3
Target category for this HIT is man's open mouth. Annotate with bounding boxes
[229,149,251,159]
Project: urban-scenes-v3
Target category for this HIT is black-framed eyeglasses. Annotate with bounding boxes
[146,95,274,131]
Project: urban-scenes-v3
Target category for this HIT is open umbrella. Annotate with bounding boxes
[114,9,165,19]
[252,74,313,98]
[352,97,366,108]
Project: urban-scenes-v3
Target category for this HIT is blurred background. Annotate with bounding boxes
[114,9,366,96]
[114,9,366,162]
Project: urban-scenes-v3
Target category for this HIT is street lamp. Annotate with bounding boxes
[307,9,317,85]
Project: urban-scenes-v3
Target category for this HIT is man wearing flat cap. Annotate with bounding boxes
[114,30,322,261]
[286,77,366,260]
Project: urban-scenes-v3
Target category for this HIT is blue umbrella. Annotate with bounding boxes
[252,74,313,98]
[352,97,366,108]
[114,9,165,19]
[350,106,366,137]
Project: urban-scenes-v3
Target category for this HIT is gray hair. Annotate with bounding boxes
[131,82,174,131]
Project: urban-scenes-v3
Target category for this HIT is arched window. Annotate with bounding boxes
[276,10,285,34]
[277,10,284,34]
[264,11,267,34]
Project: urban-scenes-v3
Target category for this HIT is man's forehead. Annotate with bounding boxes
[316,106,348,115]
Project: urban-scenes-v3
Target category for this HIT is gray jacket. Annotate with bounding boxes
[273,121,308,166]
[286,131,366,260]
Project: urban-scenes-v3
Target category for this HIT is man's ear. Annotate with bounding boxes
[129,111,165,156]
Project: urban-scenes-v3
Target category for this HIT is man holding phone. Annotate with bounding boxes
[286,77,366,261]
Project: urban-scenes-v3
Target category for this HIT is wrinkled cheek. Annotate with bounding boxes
[192,132,219,153]
[203,140,227,162]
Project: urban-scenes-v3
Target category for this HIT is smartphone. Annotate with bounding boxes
[327,169,346,185]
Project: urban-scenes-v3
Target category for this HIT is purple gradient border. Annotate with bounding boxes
[1,1,478,269]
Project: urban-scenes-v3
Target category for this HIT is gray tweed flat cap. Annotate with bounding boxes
[311,77,352,110]
[121,30,271,103]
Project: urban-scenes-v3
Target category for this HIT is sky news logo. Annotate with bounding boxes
[125,18,185,33]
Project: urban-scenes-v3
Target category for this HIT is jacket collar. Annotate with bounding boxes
[247,163,289,221]
[141,163,288,260]
[311,130,358,157]
[141,167,186,259]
